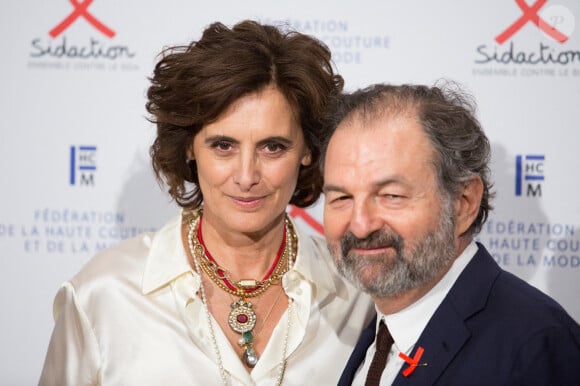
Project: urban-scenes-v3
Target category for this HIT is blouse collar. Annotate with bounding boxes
[142,212,337,296]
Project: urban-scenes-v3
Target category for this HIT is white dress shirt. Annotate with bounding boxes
[352,242,478,386]
[39,213,374,386]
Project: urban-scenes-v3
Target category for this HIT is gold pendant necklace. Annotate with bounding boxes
[185,209,296,370]
[229,298,259,366]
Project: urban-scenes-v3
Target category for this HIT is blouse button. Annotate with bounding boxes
[286,271,299,283]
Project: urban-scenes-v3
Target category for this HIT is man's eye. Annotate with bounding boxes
[383,194,402,199]
[328,195,351,204]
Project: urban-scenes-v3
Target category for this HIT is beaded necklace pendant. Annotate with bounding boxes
[229,299,259,367]
[186,209,297,374]
[228,299,257,333]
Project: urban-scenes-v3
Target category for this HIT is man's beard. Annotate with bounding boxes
[330,199,456,298]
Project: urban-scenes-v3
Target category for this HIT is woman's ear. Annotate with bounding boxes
[301,150,312,166]
[187,142,195,162]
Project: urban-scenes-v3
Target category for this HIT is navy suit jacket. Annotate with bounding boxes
[338,243,580,385]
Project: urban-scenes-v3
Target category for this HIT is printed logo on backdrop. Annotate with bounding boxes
[0,209,157,255]
[473,0,580,78]
[28,0,138,71]
[0,145,152,255]
[477,153,578,271]
[476,218,579,270]
[70,145,97,186]
[515,154,545,197]
[260,18,390,65]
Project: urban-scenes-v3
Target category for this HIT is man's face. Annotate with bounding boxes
[323,113,458,298]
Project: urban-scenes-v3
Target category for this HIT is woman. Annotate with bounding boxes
[39,20,373,385]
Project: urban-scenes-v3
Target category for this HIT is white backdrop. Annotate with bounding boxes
[1,1,579,384]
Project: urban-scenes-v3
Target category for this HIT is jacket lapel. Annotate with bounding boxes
[392,244,500,385]
[392,301,470,385]
[338,315,377,386]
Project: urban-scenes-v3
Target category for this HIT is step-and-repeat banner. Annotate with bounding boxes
[1,1,578,383]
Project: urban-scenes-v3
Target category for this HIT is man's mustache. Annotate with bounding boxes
[340,230,403,257]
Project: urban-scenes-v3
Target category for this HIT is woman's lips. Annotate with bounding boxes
[229,195,266,208]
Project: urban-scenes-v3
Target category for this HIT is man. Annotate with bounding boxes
[322,83,580,385]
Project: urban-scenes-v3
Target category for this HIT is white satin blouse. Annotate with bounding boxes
[39,214,373,385]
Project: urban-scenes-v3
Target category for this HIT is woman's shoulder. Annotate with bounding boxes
[68,232,155,292]
[69,214,182,291]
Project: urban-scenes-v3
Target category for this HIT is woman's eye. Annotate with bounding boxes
[264,142,287,153]
[211,140,232,151]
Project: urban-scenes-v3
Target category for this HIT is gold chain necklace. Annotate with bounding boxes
[196,214,288,298]
[185,209,297,372]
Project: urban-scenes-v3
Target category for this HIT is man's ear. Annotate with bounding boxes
[455,176,483,236]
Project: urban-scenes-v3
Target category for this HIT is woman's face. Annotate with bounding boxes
[190,85,311,236]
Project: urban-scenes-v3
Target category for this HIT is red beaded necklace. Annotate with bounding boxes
[193,214,289,367]
[197,215,286,295]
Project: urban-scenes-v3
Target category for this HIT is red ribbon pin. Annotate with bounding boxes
[399,346,427,377]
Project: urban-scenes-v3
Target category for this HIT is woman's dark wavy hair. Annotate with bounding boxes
[146,20,343,209]
[323,81,494,237]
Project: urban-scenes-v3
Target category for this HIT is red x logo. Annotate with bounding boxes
[289,206,324,235]
[495,0,568,44]
[50,0,115,39]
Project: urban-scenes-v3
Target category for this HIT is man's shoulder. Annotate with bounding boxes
[490,267,577,329]
[452,244,577,335]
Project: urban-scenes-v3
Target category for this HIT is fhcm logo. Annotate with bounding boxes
[515,154,544,197]
[70,145,97,186]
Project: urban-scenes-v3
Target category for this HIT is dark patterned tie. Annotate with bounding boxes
[365,321,394,386]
